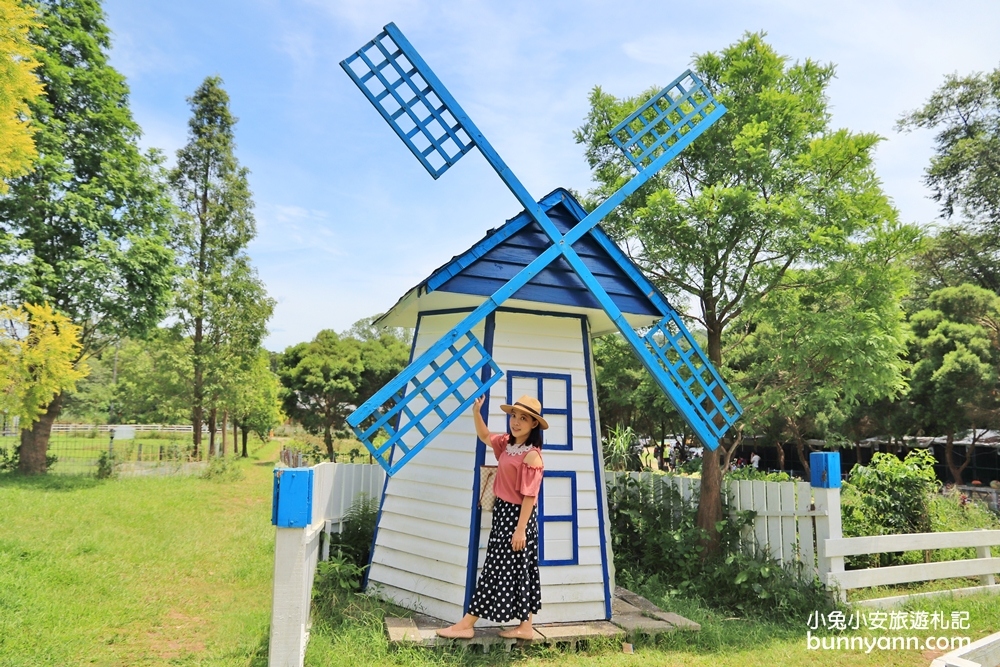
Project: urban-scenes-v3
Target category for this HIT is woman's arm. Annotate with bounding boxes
[512,449,542,551]
[512,496,535,551]
[471,396,491,443]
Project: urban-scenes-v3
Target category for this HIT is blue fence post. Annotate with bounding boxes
[811,451,845,600]
[272,468,314,528]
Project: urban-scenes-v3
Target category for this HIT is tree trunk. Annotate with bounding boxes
[192,315,203,459]
[695,311,724,559]
[17,393,64,474]
[324,423,336,462]
[944,430,971,485]
[208,408,217,457]
[233,418,238,455]
[776,441,785,470]
[241,426,249,458]
[221,409,227,455]
[794,437,811,478]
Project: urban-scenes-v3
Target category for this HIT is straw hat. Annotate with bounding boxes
[500,395,548,430]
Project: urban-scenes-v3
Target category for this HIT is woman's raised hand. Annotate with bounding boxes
[472,396,484,413]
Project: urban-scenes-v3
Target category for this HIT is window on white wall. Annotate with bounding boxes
[538,471,577,566]
[506,371,572,451]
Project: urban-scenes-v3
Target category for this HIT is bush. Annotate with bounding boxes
[328,494,379,572]
[841,449,940,567]
[603,424,644,472]
[200,455,244,481]
[726,466,792,482]
[606,474,833,621]
[95,451,116,479]
[312,554,365,624]
[0,445,58,472]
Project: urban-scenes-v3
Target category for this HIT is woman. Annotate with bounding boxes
[436,394,546,640]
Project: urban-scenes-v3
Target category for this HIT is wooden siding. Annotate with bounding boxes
[369,308,612,625]
[367,313,484,622]
[478,311,609,623]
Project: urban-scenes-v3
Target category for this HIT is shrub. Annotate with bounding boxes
[200,456,244,481]
[726,466,792,482]
[312,554,365,624]
[606,474,833,621]
[841,449,940,567]
[603,424,643,472]
[0,446,58,472]
[328,494,379,572]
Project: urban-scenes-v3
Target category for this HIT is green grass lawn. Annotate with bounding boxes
[0,442,278,666]
[1,440,997,666]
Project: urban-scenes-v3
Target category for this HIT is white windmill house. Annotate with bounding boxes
[340,23,741,624]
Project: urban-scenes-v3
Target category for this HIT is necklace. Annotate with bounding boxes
[505,441,534,455]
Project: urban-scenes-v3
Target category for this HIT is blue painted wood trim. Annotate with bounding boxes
[506,371,573,451]
[464,311,496,613]
[363,311,424,590]
[581,317,613,619]
[538,470,579,566]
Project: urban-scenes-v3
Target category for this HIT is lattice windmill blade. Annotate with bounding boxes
[342,23,739,474]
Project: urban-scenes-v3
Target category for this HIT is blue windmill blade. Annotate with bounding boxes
[341,23,476,179]
[352,331,504,475]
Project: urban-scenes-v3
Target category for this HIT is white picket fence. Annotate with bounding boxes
[608,471,823,577]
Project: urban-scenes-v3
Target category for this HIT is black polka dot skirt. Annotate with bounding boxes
[468,497,542,623]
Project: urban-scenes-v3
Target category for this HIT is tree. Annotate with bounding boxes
[0,0,43,190]
[278,323,409,462]
[1,303,85,434]
[729,223,915,475]
[899,66,1000,232]
[232,348,282,457]
[594,332,685,445]
[576,33,900,554]
[279,330,363,461]
[0,0,176,473]
[907,284,1000,484]
[110,329,193,424]
[170,75,273,457]
[900,68,1000,308]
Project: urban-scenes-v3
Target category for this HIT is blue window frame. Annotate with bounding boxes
[506,371,572,451]
[538,470,578,566]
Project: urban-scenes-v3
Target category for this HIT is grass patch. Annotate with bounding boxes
[0,442,280,666]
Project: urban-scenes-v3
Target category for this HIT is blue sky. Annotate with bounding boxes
[102,0,1000,351]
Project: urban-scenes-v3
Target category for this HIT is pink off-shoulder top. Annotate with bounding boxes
[489,433,544,506]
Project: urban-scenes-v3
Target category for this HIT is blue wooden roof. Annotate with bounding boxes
[423,188,660,316]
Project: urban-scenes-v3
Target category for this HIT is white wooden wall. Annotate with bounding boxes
[484,311,611,624]
[366,313,485,622]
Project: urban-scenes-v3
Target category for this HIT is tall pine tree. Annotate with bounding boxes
[0,0,175,473]
[171,76,273,457]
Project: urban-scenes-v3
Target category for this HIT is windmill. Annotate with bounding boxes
[341,23,741,476]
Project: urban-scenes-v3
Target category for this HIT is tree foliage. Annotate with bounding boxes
[900,67,1000,304]
[907,284,1000,484]
[730,223,916,473]
[576,32,903,553]
[0,0,175,472]
[170,75,273,455]
[0,0,43,190]
[278,324,408,462]
[0,303,85,427]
